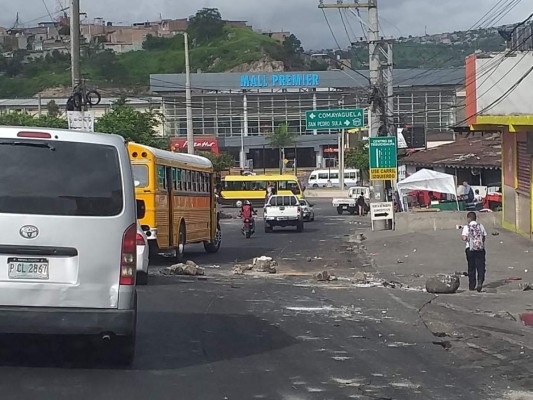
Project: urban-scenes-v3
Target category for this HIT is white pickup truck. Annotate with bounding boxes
[264,195,304,233]
[332,186,371,215]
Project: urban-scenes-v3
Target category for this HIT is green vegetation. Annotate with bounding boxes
[0,22,284,97]
[95,101,166,148]
[350,30,506,69]
[187,8,225,44]
[0,111,68,129]
[268,123,296,174]
[203,151,235,173]
[345,140,369,179]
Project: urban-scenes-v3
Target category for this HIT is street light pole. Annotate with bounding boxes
[70,0,81,88]
[183,32,194,155]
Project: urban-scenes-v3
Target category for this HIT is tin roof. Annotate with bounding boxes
[399,134,501,169]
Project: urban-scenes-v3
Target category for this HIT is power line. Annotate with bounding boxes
[394,0,522,85]
[321,8,342,50]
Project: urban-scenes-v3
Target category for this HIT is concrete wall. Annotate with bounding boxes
[395,211,501,233]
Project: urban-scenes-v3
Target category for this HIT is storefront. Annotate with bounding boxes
[150,68,464,169]
[466,53,533,237]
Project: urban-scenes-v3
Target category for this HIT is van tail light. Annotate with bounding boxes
[136,233,145,246]
[17,131,52,139]
[120,224,137,285]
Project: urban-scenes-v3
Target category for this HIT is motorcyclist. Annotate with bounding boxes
[237,200,256,233]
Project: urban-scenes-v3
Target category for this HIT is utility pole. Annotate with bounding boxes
[339,97,345,189]
[70,0,81,89]
[183,32,194,155]
[241,92,248,169]
[319,0,391,228]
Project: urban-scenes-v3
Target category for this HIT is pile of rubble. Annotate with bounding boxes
[233,256,278,275]
[162,260,205,276]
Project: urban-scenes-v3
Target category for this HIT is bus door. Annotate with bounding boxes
[166,166,175,247]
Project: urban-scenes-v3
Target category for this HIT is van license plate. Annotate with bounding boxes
[8,258,49,280]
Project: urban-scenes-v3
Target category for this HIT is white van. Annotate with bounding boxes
[0,127,141,364]
[308,169,360,188]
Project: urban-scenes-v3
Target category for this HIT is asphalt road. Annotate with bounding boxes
[0,200,512,399]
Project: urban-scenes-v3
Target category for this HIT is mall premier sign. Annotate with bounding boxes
[240,73,320,88]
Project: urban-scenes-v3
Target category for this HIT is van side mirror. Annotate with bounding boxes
[136,199,146,220]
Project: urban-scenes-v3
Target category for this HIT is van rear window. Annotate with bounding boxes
[0,139,123,216]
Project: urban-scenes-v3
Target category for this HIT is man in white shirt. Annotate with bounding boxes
[461,211,487,292]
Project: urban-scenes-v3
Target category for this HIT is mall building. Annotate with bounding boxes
[150,68,465,169]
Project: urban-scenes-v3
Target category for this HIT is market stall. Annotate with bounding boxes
[397,169,459,211]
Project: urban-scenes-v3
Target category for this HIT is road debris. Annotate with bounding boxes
[314,270,337,282]
[520,282,533,291]
[396,259,404,264]
[425,274,460,294]
[163,261,205,276]
[232,264,253,275]
[383,280,403,289]
[353,271,368,284]
[253,256,277,273]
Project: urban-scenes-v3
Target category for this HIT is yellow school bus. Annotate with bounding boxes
[128,143,220,261]
[220,174,304,206]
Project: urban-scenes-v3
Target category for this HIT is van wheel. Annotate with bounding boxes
[265,224,273,233]
[176,223,186,263]
[337,207,343,215]
[204,222,221,253]
[296,221,304,232]
[136,271,148,286]
[348,207,356,215]
[312,184,318,188]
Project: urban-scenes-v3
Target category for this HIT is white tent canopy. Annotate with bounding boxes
[397,169,458,210]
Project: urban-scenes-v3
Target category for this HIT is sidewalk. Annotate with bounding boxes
[362,226,533,319]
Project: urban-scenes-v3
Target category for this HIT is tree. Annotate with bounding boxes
[202,151,235,173]
[0,111,67,129]
[59,25,70,36]
[345,139,369,182]
[267,123,296,174]
[282,34,304,69]
[94,104,166,148]
[187,8,225,45]
[283,34,303,56]
[46,100,60,117]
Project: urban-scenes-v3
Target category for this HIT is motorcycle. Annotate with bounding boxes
[241,211,257,239]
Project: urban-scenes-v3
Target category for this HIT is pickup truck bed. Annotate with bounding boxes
[332,198,358,215]
[264,195,304,232]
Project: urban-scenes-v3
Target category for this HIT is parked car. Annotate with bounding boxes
[136,224,149,285]
[299,199,315,222]
[0,127,141,365]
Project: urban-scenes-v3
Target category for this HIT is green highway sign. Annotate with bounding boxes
[305,108,364,130]
[369,137,398,180]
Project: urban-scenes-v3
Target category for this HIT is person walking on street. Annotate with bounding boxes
[462,211,487,292]
[356,192,366,216]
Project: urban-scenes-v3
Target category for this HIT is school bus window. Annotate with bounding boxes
[157,165,166,190]
[193,171,198,192]
[187,170,192,191]
[202,173,207,192]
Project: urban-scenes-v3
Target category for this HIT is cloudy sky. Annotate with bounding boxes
[2,0,529,49]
